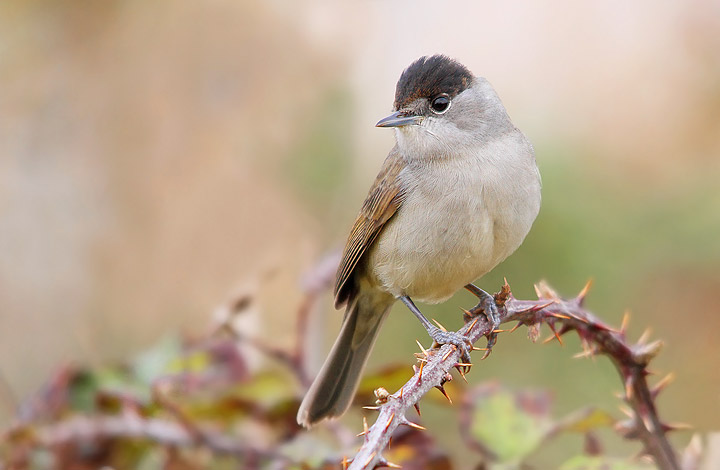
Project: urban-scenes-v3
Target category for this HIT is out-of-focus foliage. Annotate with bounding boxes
[2,286,714,469]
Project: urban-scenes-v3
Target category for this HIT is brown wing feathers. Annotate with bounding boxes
[333,150,406,308]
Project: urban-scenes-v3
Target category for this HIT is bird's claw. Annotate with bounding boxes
[428,326,473,365]
[465,285,503,359]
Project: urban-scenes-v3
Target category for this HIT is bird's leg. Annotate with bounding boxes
[464,284,502,354]
[399,295,472,364]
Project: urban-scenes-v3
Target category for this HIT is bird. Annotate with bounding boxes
[297,55,541,427]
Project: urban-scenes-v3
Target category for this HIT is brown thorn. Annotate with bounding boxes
[404,419,426,431]
[573,349,594,359]
[398,386,404,399]
[548,323,564,346]
[620,310,630,335]
[414,403,421,416]
[637,328,652,345]
[436,385,453,404]
[416,361,425,382]
[455,362,473,367]
[342,456,348,470]
[549,313,572,320]
[364,452,377,469]
[442,348,454,362]
[468,317,479,331]
[457,367,468,383]
[415,339,428,357]
[431,318,447,332]
[531,300,555,312]
[651,373,676,398]
[508,322,522,333]
[385,459,402,468]
[662,422,693,432]
[363,416,368,436]
[384,412,395,432]
[388,436,392,449]
[362,405,380,410]
[533,283,544,299]
[619,405,634,418]
[577,279,593,304]
[473,346,489,351]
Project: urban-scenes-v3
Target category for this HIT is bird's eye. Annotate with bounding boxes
[430,94,450,114]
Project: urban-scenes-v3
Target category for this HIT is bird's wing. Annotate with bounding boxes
[334,149,406,308]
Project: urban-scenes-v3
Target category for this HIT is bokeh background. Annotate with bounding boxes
[1,0,719,461]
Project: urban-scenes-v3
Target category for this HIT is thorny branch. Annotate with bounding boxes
[349,281,681,470]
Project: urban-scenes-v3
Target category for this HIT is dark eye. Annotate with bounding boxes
[430,94,450,114]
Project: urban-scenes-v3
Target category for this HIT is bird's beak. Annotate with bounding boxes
[375,111,422,128]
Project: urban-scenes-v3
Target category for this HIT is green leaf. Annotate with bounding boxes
[559,455,656,470]
[465,382,552,463]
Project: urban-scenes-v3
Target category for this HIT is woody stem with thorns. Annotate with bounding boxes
[348,281,680,470]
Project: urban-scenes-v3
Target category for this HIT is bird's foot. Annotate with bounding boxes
[464,284,503,359]
[427,326,473,365]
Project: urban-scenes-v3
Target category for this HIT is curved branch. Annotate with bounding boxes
[349,281,680,470]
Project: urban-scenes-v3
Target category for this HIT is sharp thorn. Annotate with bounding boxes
[414,403,421,416]
[620,310,630,334]
[415,339,428,356]
[364,452,377,469]
[398,386,404,399]
[472,346,489,351]
[435,385,452,404]
[431,318,447,332]
[531,301,555,312]
[577,279,593,304]
[363,416,368,436]
[508,322,522,333]
[662,422,693,432]
[416,361,425,382]
[342,456,348,470]
[549,313,572,320]
[455,362,473,367]
[651,373,676,398]
[457,368,468,383]
[362,405,380,410]
[384,412,395,432]
[384,459,402,468]
[548,323,564,346]
[468,317,479,331]
[637,328,652,345]
[573,349,594,359]
[402,418,426,430]
[534,283,543,299]
[619,405,634,418]
[441,348,454,361]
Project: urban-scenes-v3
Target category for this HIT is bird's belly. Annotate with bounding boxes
[368,190,503,303]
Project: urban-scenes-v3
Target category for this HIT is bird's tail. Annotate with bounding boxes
[297,291,393,427]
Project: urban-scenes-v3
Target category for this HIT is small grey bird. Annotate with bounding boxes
[297,55,541,427]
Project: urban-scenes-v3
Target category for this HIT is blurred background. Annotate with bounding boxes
[1,0,719,461]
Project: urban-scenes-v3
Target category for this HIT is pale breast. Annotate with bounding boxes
[367,133,540,304]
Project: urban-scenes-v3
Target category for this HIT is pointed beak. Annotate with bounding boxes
[375,111,422,128]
